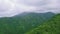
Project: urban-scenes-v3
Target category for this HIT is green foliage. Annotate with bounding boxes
[26,14,60,34]
[0,13,54,34]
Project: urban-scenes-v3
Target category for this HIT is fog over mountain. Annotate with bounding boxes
[0,0,60,17]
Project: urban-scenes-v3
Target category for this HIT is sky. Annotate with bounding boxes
[0,0,60,17]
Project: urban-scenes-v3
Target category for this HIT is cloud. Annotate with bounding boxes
[0,0,60,17]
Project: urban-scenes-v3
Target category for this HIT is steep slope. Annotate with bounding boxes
[26,14,60,34]
[0,12,55,34]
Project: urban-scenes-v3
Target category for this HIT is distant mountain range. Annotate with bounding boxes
[0,12,55,34]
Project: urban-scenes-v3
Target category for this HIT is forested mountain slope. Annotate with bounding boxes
[0,12,54,34]
[26,14,60,34]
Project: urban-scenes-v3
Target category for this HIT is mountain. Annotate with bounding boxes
[26,14,60,34]
[0,12,55,34]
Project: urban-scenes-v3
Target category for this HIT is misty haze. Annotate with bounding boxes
[0,0,60,34]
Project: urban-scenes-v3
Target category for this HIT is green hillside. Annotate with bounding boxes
[0,12,54,34]
[26,14,60,34]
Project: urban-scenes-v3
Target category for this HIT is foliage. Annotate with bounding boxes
[0,12,54,34]
[26,14,60,34]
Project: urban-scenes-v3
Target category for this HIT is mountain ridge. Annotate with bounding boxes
[0,12,55,34]
[26,14,60,34]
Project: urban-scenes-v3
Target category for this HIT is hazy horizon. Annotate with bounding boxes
[0,0,60,17]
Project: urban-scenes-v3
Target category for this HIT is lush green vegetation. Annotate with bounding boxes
[0,12,54,34]
[26,14,60,34]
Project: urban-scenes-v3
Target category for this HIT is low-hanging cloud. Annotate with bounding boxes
[0,0,60,17]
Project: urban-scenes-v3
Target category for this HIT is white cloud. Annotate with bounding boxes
[0,0,60,17]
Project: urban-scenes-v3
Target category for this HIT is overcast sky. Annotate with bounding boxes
[0,0,60,17]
